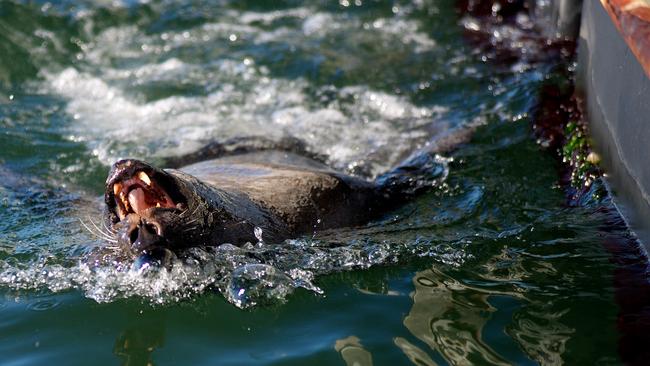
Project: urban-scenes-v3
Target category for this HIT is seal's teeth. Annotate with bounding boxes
[156,203,161,208]
[113,183,122,196]
[138,171,152,186]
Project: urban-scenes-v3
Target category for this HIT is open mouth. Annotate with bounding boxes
[111,170,177,220]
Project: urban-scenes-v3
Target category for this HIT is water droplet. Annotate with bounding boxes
[227,264,294,308]
[254,226,263,243]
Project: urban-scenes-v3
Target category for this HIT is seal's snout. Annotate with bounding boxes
[119,216,165,253]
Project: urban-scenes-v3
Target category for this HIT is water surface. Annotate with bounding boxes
[0,0,640,364]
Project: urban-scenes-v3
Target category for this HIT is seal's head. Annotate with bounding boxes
[104,159,207,264]
[104,158,292,265]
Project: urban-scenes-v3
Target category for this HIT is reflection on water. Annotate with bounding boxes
[394,336,439,366]
[401,251,613,365]
[403,268,512,365]
[335,335,373,366]
[327,262,581,365]
[507,307,572,366]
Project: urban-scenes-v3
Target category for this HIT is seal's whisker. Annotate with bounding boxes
[78,218,106,239]
[102,219,117,234]
[180,204,199,218]
[88,216,117,240]
[184,218,198,226]
[82,217,117,243]
[184,203,202,219]
[78,218,118,243]
[182,225,199,233]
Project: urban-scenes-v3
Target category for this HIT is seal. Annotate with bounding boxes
[103,129,474,263]
[104,150,393,262]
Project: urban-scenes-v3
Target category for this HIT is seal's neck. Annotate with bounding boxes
[167,169,289,245]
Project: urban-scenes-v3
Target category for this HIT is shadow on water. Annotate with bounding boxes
[113,310,166,366]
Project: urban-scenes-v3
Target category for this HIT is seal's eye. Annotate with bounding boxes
[112,171,176,220]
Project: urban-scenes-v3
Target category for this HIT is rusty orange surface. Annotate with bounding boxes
[602,0,650,78]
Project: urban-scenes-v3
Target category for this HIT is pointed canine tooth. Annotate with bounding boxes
[156,203,161,208]
[138,171,152,186]
[113,183,122,196]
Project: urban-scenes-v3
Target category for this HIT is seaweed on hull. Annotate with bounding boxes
[456,0,602,204]
[457,2,650,365]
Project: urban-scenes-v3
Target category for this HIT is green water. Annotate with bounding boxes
[0,0,637,364]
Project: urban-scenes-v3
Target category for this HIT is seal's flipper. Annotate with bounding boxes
[375,124,476,196]
[162,136,327,169]
[375,153,449,197]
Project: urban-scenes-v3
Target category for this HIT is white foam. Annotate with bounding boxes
[298,12,436,51]
[302,13,339,36]
[44,64,446,175]
[366,17,436,52]
[236,7,311,25]
[40,6,445,175]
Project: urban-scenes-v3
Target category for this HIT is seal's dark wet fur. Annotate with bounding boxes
[105,148,389,261]
[104,133,472,262]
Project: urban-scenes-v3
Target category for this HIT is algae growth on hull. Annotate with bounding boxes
[0,0,643,364]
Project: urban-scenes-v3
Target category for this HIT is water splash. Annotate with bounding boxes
[35,3,450,177]
[0,160,475,309]
[0,222,475,308]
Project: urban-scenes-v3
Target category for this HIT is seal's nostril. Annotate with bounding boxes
[143,223,157,236]
[125,220,163,250]
[129,226,139,245]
